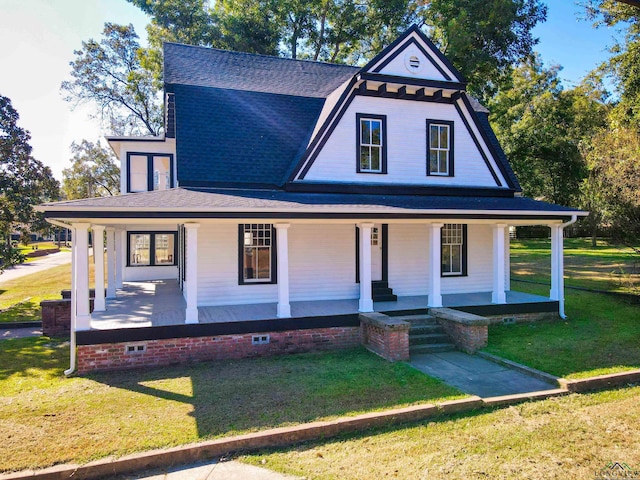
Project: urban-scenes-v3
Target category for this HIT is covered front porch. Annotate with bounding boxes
[89,279,557,330]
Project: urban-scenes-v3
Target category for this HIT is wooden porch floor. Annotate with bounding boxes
[89,280,554,330]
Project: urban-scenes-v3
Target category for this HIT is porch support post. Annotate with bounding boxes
[550,225,561,301]
[184,223,200,324]
[92,225,106,311]
[72,223,91,330]
[505,227,511,291]
[114,228,124,289]
[550,224,566,317]
[106,228,116,298]
[492,223,507,304]
[358,222,374,312]
[275,223,291,318]
[428,223,443,308]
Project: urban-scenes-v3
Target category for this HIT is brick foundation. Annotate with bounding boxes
[484,311,560,324]
[360,312,410,361]
[40,298,95,338]
[76,326,361,374]
[431,308,489,354]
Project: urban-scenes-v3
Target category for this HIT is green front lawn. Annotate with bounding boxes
[486,282,640,378]
[0,260,93,323]
[511,237,639,294]
[0,342,464,473]
[241,386,640,480]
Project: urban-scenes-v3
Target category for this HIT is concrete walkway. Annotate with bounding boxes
[410,351,556,397]
[0,251,71,284]
[1,326,41,340]
[115,460,300,480]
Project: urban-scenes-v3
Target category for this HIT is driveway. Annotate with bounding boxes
[0,251,71,283]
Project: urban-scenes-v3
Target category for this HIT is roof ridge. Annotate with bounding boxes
[163,41,360,71]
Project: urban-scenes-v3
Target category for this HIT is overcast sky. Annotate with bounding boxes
[0,0,626,180]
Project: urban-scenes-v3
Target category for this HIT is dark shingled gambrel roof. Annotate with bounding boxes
[163,36,522,191]
[172,84,325,187]
[164,42,358,187]
[164,42,358,98]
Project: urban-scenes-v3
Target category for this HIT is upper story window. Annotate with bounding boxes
[238,224,277,285]
[426,120,454,177]
[441,224,467,277]
[127,153,174,193]
[356,113,387,174]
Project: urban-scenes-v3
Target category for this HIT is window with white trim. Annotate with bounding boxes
[128,231,177,267]
[239,224,276,284]
[126,153,174,193]
[357,114,387,174]
[441,224,466,276]
[427,120,454,176]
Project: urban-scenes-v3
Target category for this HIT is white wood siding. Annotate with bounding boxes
[187,221,505,307]
[388,224,429,296]
[441,224,493,294]
[196,223,277,306]
[289,224,359,301]
[302,96,504,187]
[376,43,449,81]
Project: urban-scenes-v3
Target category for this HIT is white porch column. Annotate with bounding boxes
[72,223,91,330]
[428,223,443,308]
[492,223,507,304]
[275,223,291,318]
[92,225,106,311]
[550,225,561,301]
[505,227,511,292]
[106,228,116,298]
[184,223,200,323]
[358,223,374,312]
[114,228,124,289]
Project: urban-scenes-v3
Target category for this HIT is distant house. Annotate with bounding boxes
[39,26,585,373]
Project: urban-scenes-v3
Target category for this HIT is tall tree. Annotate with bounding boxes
[582,0,640,126]
[61,23,163,136]
[62,141,120,200]
[419,0,547,99]
[489,56,607,206]
[582,126,640,248]
[0,95,60,268]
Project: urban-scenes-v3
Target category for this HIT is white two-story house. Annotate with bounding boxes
[39,26,585,373]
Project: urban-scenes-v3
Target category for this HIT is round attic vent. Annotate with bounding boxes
[403,52,424,74]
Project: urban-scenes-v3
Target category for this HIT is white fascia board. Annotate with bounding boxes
[367,31,455,80]
[40,205,588,217]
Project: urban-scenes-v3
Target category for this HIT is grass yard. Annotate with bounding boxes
[511,237,639,294]
[0,342,464,473]
[240,386,640,480]
[486,282,640,378]
[0,260,93,323]
[488,238,640,379]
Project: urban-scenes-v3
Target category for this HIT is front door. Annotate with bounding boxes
[371,224,383,281]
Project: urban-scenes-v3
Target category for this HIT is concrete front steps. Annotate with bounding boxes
[390,313,456,355]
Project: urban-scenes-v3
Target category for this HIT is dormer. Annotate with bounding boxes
[288,26,518,194]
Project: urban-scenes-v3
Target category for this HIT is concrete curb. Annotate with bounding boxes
[476,351,561,386]
[558,370,640,393]
[0,397,482,480]
[1,322,41,329]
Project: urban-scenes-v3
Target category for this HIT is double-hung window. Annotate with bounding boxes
[128,231,177,267]
[426,120,454,176]
[127,153,174,193]
[239,224,277,284]
[357,113,387,174]
[441,224,467,276]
